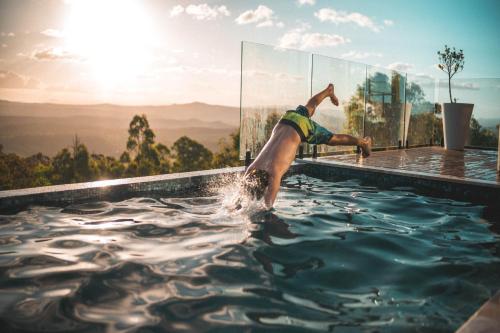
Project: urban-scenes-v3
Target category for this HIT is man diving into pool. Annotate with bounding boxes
[243,83,372,209]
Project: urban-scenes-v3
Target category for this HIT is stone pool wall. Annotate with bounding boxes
[0,167,249,211]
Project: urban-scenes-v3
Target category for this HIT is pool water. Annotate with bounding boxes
[0,174,499,333]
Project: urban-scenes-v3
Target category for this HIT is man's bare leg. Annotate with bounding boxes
[305,83,339,117]
[328,135,372,157]
[305,83,372,157]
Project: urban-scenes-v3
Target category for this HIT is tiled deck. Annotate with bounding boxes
[320,146,499,184]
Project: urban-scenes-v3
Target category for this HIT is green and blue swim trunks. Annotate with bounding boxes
[278,105,334,144]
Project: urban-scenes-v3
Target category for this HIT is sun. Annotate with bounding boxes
[64,0,157,88]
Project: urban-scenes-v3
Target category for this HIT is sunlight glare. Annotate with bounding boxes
[64,0,157,88]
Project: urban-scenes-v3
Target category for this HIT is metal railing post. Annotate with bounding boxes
[245,151,251,171]
[497,125,500,174]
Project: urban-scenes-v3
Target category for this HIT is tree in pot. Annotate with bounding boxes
[437,45,474,150]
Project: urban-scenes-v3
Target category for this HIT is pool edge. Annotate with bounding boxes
[298,158,500,204]
[456,291,500,333]
[0,167,246,211]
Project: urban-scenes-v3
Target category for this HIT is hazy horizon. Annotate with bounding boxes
[0,99,240,158]
[0,97,239,108]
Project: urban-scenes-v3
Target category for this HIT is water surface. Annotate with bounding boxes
[0,175,499,332]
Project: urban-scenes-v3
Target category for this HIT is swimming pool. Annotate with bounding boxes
[0,174,498,332]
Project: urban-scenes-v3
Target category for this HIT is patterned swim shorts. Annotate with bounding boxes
[278,105,334,144]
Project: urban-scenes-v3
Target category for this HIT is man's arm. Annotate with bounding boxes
[264,175,281,209]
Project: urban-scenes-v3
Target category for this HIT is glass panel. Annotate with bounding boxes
[240,42,311,159]
[405,74,437,146]
[438,78,500,148]
[310,54,366,154]
[365,66,406,148]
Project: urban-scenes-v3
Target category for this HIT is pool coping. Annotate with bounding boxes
[456,291,500,333]
[297,157,500,204]
[0,167,247,211]
[0,163,309,211]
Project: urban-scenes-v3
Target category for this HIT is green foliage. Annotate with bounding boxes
[406,82,425,105]
[437,45,465,103]
[346,72,406,147]
[172,136,213,172]
[51,148,73,184]
[72,136,93,182]
[469,117,498,147]
[407,111,442,146]
[213,130,242,168]
[345,72,443,146]
[264,112,281,139]
[127,114,155,159]
[343,84,365,137]
[0,114,243,190]
[124,114,171,176]
[120,151,131,163]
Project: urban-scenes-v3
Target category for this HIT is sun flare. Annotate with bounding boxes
[64,0,157,87]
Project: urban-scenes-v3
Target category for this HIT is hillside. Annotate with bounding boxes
[0,100,240,157]
[476,117,500,132]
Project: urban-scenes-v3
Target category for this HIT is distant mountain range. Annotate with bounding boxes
[476,118,500,131]
[0,100,240,157]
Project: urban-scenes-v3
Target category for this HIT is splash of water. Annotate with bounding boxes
[205,172,267,216]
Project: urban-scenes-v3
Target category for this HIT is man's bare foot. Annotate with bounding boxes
[326,83,339,106]
[359,137,372,157]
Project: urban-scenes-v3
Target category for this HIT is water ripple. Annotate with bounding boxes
[0,174,498,332]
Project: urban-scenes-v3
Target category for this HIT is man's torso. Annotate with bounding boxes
[248,123,301,179]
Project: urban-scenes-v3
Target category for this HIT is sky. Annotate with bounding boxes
[0,0,499,107]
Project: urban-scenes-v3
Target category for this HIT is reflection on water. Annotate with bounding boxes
[440,149,465,178]
[0,175,499,332]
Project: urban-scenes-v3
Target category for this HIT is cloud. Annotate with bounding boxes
[170,5,184,17]
[235,5,279,27]
[315,8,381,32]
[437,81,481,91]
[387,62,414,72]
[0,70,42,89]
[244,69,304,83]
[170,4,230,20]
[278,24,349,49]
[0,32,15,37]
[302,33,350,49]
[412,73,435,81]
[32,47,81,61]
[257,20,274,28]
[341,51,383,59]
[297,0,315,6]
[40,29,65,38]
[383,19,394,27]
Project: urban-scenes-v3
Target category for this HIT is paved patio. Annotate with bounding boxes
[319,146,499,184]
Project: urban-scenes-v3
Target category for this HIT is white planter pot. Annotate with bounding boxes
[442,103,474,150]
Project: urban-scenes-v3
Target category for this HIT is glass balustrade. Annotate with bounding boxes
[240,42,499,157]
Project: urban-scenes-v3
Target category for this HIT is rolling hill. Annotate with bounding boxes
[0,100,240,157]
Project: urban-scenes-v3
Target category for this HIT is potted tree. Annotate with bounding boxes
[438,45,474,150]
